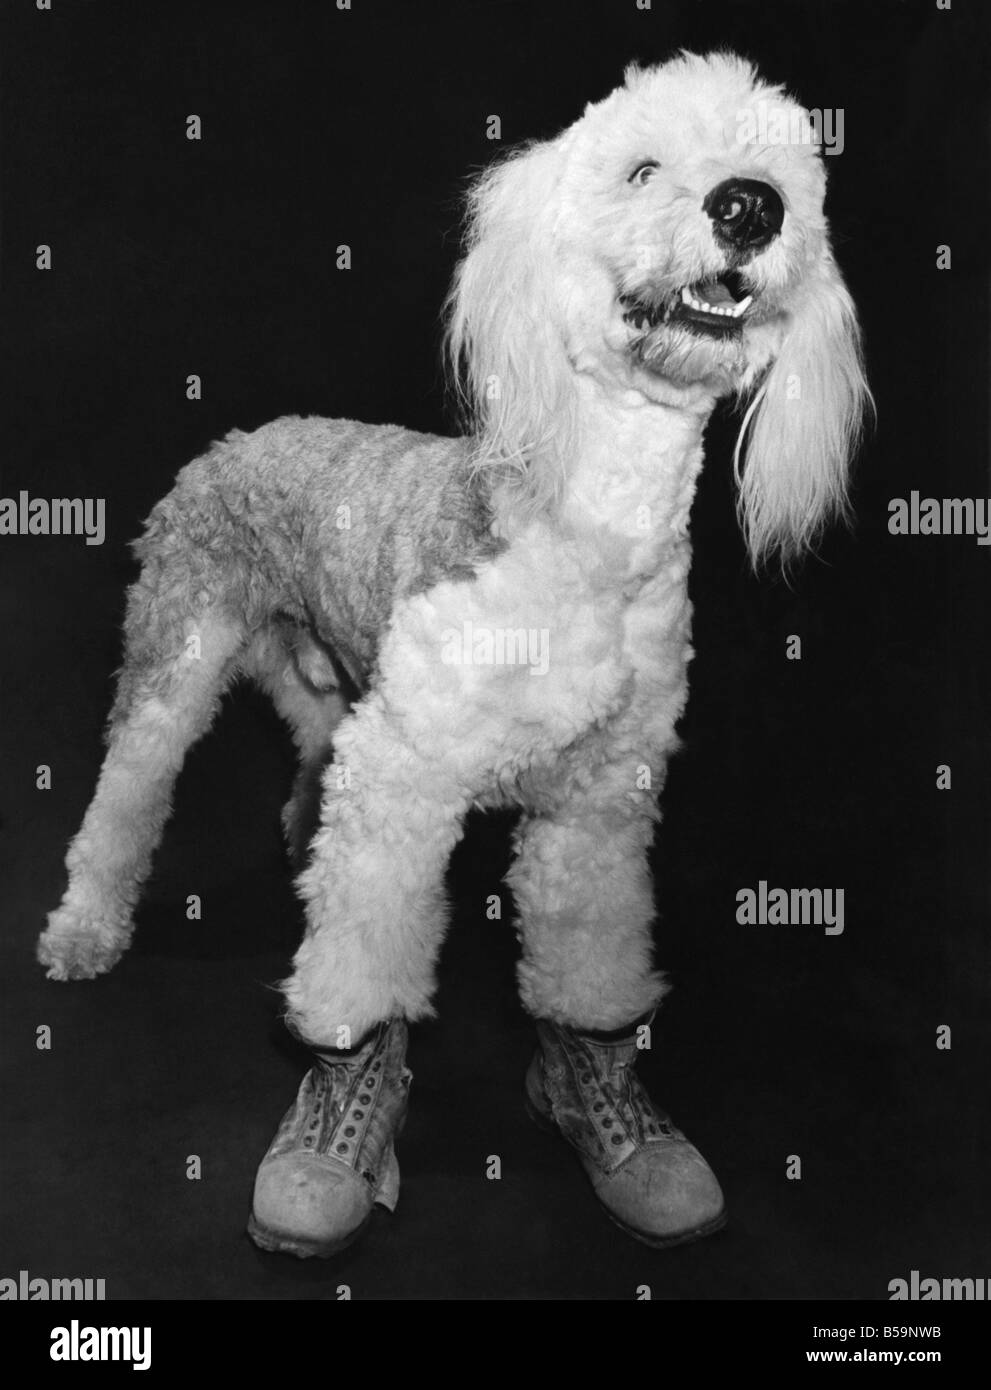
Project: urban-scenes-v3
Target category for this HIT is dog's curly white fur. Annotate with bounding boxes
[39,53,869,1044]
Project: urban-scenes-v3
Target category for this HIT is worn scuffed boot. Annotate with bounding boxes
[249,1018,411,1258]
[525,1015,726,1248]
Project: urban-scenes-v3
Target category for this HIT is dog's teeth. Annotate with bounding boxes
[678,284,753,320]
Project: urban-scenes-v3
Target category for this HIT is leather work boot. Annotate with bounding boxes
[524,1015,726,1247]
[249,1018,411,1258]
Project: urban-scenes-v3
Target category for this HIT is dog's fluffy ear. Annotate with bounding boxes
[734,253,872,569]
[445,137,576,515]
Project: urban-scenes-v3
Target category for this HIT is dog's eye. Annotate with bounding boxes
[629,160,660,186]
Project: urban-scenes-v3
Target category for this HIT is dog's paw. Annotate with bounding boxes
[37,910,130,981]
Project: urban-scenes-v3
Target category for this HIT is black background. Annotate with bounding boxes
[1,0,988,1302]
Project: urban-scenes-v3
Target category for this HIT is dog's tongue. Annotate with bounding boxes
[694,278,735,306]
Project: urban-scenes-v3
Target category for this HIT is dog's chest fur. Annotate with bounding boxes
[372,396,707,797]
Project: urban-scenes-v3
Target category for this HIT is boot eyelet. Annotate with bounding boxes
[610,1134,624,1146]
[359,1094,371,1104]
[303,1137,314,1147]
[592,1101,605,1112]
[353,1110,364,1120]
[343,1126,356,1137]
[336,1142,349,1154]
[602,1118,613,1128]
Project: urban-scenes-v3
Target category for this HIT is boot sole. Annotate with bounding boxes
[524,1093,728,1249]
[247,1209,374,1260]
[605,1204,728,1249]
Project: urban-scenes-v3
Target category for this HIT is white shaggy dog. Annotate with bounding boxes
[38,52,869,1254]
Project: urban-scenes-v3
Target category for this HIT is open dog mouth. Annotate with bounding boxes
[621,270,754,338]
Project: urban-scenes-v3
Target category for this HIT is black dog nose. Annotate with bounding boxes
[703,178,784,251]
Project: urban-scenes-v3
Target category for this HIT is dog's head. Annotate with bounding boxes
[446,51,871,566]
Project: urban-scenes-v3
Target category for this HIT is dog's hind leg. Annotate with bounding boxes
[38,585,247,981]
[239,624,349,866]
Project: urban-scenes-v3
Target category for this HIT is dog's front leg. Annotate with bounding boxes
[283,692,472,1044]
[249,691,471,1257]
[508,720,726,1247]
[509,767,668,1031]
